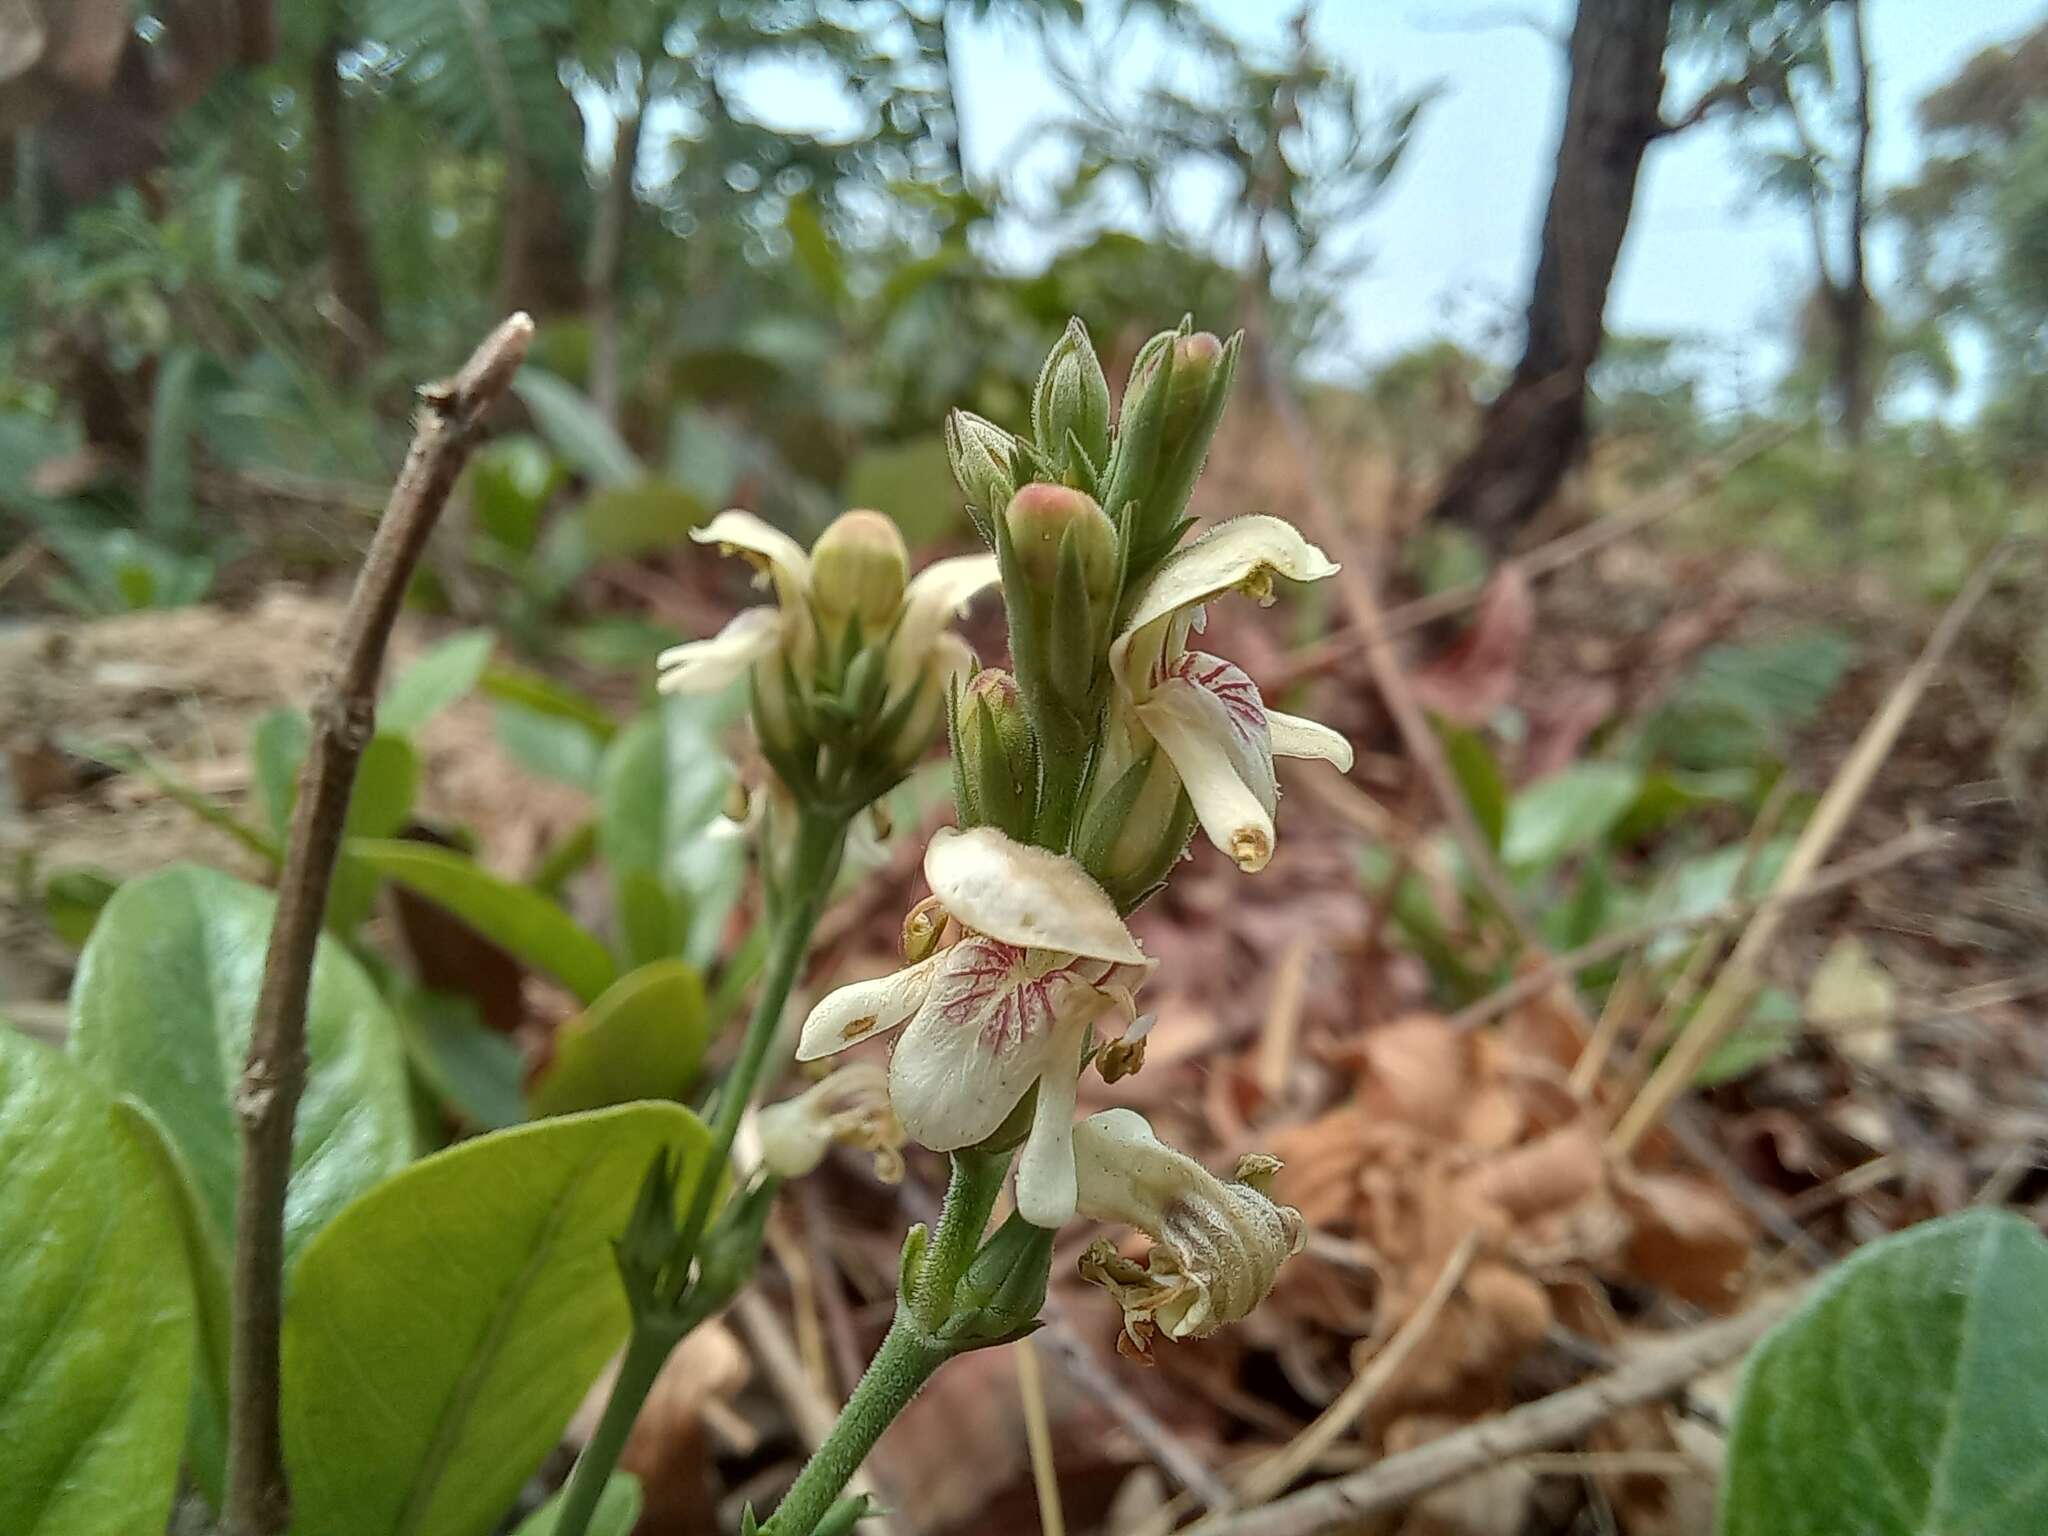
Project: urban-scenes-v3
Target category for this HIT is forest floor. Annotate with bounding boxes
[3,420,2044,1535]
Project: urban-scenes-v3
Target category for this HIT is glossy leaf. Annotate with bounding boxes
[528,960,709,1118]
[481,665,619,742]
[283,1103,710,1536]
[1722,1209,2048,1536]
[353,840,617,1004]
[513,1474,643,1536]
[512,367,641,487]
[578,478,709,560]
[68,864,413,1264]
[394,987,527,1131]
[494,702,606,790]
[1502,763,1644,870]
[383,628,496,736]
[251,706,312,838]
[0,1030,195,1536]
[113,1096,233,1503]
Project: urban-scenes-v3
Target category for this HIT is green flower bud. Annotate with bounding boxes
[810,509,909,635]
[1003,483,1116,601]
[954,668,1038,841]
[1164,331,1225,437]
[1031,317,1112,474]
[934,1208,1055,1351]
[944,409,1020,532]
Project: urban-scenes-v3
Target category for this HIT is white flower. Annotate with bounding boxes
[1107,515,1355,872]
[797,827,1152,1227]
[1072,1108,1305,1358]
[757,1062,906,1183]
[655,509,999,771]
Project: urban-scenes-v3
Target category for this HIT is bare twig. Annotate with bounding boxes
[1216,1233,1482,1519]
[1448,824,1949,1032]
[1610,544,2012,1156]
[1183,1297,1794,1536]
[223,313,534,1536]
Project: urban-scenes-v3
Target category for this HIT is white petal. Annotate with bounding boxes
[1015,1007,1090,1227]
[1268,709,1355,771]
[655,607,782,694]
[888,554,999,686]
[924,826,1144,964]
[795,954,941,1061]
[1136,676,1278,873]
[693,509,810,607]
[1111,516,1338,691]
[888,939,1067,1149]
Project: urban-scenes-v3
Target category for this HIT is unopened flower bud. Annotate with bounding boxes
[1164,331,1225,438]
[1032,317,1112,473]
[810,509,909,635]
[945,409,1020,528]
[1072,1108,1304,1360]
[954,668,1038,840]
[1003,484,1117,599]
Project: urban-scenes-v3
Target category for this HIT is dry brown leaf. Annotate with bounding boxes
[1614,1170,1755,1311]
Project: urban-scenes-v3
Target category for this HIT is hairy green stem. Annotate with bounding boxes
[761,1317,946,1536]
[553,804,848,1536]
[767,1149,1010,1535]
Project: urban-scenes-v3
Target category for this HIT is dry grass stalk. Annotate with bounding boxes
[1609,544,2011,1157]
[1016,1339,1067,1536]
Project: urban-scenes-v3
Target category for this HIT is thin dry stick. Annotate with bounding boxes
[224,312,533,1536]
[1610,545,2011,1157]
[1450,823,1949,1033]
[1017,1339,1068,1536]
[1217,1233,1482,1519]
[1186,1296,1794,1536]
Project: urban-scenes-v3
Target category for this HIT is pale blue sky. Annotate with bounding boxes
[932,0,2042,410]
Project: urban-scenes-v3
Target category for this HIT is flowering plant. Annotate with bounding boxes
[552,317,1346,1536]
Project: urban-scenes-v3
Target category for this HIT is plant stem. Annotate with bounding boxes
[223,313,533,1536]
[762,1148,1009,1535]
[552,803,847,1536]
[547,1320,674,1536]
[762,1316,947,1536]
[911,1147,1007,1334]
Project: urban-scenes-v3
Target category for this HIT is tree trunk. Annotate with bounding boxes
[1428,0,1673,552]
[587,102,643,431]
[1835,0,1873,446]
[309,34,383,368]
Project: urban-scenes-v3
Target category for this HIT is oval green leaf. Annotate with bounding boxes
[352,839,617,1004]
[383,628,496,737]
[0,1029,195,1536]
[528,960,709,1119]
[1502,762,1644,869]
[282,1102,710,1536]
[1722,1208,2048,1536]
[68,864,413,1264]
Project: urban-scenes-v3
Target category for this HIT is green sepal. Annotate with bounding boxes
[897,1223,930,1303]
[812,1493,887,1536]
[1073,745,1159,884]
[935,1209,1055,1351]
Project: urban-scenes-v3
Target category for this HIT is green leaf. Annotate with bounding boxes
[578,478,708,560]
[528,960,709,1119]
[494,702,606,790]
[1502,763,1645,870]
[282,1104,711,1536]
[0,1030,195,1536]
[68,865,413,1264]
[383,629,497,737]
[467,436,562,555]
[112,1096,233,1504]
[1722,1209,2048,1536]
[513,1474,643,1536]
[1650,630,1855,772]
[481,665,618,743]
[394,987,527,1131]
[41,867,118,948]
[251,707,313,839]
[352,840,617,1004]
[1441,724,1506,852]
[1695,986,1800,1086]
[785,191,848,306]
[512,368,641,487]
[597,695,745,968]
[842,433,964,546]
